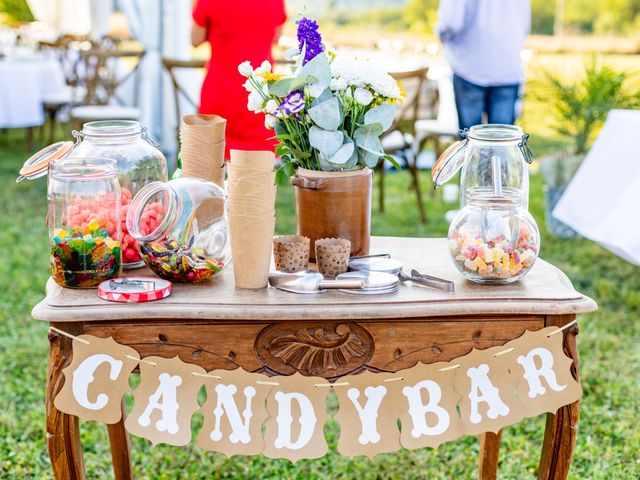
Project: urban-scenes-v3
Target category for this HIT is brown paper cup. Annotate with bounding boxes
[314,237,351,278]
[273,235,310,273]
[230,149,275,170]
[226,170,275,185]
[180,114,226,186]
[228,214,276,289]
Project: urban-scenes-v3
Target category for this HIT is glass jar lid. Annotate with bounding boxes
[431,139,467,188]
[17,141,74,183]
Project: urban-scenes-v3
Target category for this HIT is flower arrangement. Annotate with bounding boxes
[239,18,403,182]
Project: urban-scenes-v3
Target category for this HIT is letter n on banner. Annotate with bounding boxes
[455,346,525,435]
[197,368,271,457]
[125,356,205,446]
[263,373,329,462]
[334,371,402,457]
[508,327,582,418]
[54,335,139,424]
[398,362,463,450]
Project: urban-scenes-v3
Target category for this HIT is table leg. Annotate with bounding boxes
[46,328,86,480]
[478,430,503,480]
[538,321,581,480]
[107,399,133,480]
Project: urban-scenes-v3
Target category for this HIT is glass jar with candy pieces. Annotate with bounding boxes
[433,124,540,284]
[67,120,168,268]
[48,158,122,288]
[126,177,229,283]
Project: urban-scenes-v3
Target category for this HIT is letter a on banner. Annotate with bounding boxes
[398,362,463,450]
[509,327,582,417]
[334,371,402,457]
[125,356,205,446]
[263,373,329,462]
[54,335,139,424]
[197,368,272,457]
[455,346,525,435]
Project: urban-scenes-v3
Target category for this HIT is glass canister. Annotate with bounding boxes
[48,158,122,288]
[68,121,168,268]
[433,124,539,284]
[126,177,229,283]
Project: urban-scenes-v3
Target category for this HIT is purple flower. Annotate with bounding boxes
[296,17,323,65]
[280,90,305,116]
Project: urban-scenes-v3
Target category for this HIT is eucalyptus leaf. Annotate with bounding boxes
[309,126,344,157]
[364,103,396,131]
[269,75,314,97]
[311,88,334,107]
[308,97,342,131]
[354,124,385,168]
[299,52,331,87]
[325,141,355,166]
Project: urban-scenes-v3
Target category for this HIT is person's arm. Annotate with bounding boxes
[191,0,208,47]
[436,0,468,43]
[191,24,206,47]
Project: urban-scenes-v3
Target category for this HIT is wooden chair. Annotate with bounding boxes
[414,73,459,170]
[161,57,206,151]
[38,37,87,143]
[379,66,429,223]
[70,48,145,130]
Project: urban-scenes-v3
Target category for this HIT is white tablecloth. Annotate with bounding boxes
[0,56,67,128]
[553,109,640,265]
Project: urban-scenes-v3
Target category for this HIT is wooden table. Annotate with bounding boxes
[32,237,597,480]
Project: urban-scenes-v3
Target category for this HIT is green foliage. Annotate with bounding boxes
[403,0,438,33]
[537,58,640,154]
[0,0,33,23]
[531,0,556,35]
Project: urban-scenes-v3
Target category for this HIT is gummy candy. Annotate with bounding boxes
[139,239,223,283]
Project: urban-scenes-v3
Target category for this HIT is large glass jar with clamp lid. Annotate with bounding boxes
[68,120,168,268]
[432,124,539,284]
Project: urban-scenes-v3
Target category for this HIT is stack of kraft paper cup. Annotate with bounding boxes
[180,114,226,188]
[227,150,276,289]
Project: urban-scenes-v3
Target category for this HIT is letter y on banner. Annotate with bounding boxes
[125,356,205,446]
[197,368,271,457]
[334,371,402,457]
[54,335,139,424]
[509,327,582,417]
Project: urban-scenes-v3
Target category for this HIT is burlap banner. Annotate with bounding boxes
[52,325,581,460]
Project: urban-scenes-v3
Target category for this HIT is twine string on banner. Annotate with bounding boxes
[48,319,578,387]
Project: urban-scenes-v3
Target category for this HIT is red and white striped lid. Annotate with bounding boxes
[98,277,172,303]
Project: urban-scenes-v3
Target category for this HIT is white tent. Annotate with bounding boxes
[553,109,640,265]
[27,0,196,159]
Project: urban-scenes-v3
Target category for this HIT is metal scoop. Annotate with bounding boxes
[348,257,455,292]
[268,271,365,294]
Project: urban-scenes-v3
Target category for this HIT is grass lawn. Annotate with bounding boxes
[1,126,638,479]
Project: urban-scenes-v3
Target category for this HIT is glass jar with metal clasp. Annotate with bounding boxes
[432,124,540,284]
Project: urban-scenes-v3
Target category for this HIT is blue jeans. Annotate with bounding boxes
[453,74,520,132]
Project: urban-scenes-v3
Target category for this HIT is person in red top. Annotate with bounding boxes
[191,0,287,158]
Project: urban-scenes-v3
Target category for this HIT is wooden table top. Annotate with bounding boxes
[32,237,597,323]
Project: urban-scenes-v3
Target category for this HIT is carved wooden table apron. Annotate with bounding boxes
[32,237,597,480]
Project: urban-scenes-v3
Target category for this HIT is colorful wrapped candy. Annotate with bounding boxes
[140,238,223,283]
[449,223,538,283]
[50,224,122,288]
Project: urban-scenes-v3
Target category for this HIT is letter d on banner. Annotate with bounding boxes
[263,373,329,462]
[54,335,139,424]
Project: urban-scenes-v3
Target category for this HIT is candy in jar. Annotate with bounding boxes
[127,177,229,283]
[48,158,122,288]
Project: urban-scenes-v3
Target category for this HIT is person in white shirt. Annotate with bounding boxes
[437,0,531,131]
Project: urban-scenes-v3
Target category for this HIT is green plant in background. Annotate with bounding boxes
[0,0,34,24]
[537,57,640,187]
[542,57,639,155]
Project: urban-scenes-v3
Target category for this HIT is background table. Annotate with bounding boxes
[32,237,597,480]
[0,56,66,128]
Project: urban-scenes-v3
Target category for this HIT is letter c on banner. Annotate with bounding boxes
[72,354,123,410]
